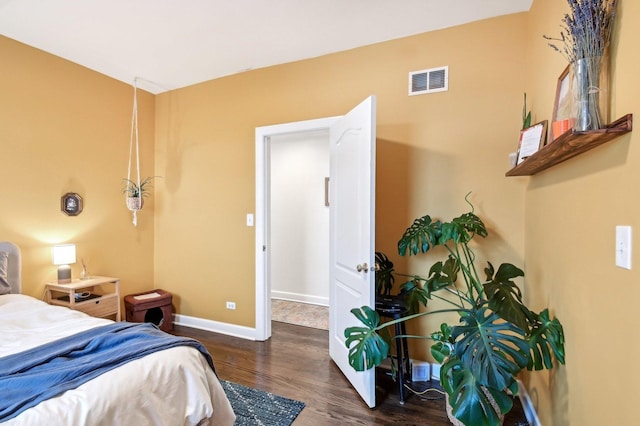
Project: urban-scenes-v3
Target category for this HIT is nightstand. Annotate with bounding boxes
[45,276,121,321]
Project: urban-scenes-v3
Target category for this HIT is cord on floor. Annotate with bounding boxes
[403,382,446,401]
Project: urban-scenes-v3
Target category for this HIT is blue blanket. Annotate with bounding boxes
[0,322,215,422]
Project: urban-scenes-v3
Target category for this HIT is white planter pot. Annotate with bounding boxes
[126,196,144,211]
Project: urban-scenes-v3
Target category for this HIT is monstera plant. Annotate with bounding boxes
[345,200,565,426]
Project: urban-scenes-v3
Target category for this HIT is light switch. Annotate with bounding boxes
[616,225,632,269]
[246,213,254,227]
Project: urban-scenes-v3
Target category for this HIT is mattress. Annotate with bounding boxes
[0,294,235,425]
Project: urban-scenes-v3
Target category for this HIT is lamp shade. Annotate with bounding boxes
[52,244,76,266]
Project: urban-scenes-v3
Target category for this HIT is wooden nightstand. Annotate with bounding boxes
[45,276,121,321]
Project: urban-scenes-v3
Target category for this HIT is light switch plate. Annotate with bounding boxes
[616,225,632,269]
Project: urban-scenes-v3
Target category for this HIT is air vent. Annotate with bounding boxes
[408,66,448,96]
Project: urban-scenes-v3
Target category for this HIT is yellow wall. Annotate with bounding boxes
[154,13,528,331]
[8,3,636,423]
[0,36,156,301]
[525,0,640,424]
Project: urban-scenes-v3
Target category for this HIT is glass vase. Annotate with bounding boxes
[572,55,609,131]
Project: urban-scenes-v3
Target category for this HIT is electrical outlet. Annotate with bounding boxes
[226,301,236,310]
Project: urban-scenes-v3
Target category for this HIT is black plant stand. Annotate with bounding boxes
[375,294,411,404]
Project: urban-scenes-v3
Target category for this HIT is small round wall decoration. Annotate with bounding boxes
[61,193,83,216]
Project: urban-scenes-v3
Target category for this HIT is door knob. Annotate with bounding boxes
[356,263,369,273]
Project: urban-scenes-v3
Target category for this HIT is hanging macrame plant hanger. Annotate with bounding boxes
[126,78,143,226]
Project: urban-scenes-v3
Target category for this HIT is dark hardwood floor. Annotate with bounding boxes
[173,321,528,425]
[173,321,450,425]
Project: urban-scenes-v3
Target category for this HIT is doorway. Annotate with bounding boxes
[269,130,330,330]
[255,116,340,341]
[256,96,377,407]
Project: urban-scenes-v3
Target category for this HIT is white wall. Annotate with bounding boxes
[270,130,329,305]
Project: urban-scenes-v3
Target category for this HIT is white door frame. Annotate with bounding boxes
[255,116,340,341]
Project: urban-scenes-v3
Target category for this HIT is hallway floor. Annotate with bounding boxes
[271,299,328,330]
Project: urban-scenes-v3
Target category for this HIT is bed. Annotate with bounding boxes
[0,242,236,426]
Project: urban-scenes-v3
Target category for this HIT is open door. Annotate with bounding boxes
[328,96,376,407]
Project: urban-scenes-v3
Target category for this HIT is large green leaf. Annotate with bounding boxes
[425,256,459,292]
[527,308,566,370]
[399,277,429,314]
[374,252,395,295]
[397,215,442,256]
[344,306,389,371]
[485,262,524,284]
[400,256,460,314]
[441,356,514,426]
[440,212,488,245]
[452,308,529,391]
[430,341,450,364]
[483,262,531,331]
[430,323,453,364]
[397,211,486,256]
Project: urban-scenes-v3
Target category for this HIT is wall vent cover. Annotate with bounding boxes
[408,66,448,96]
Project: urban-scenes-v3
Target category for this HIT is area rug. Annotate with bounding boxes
[221,380,305,426]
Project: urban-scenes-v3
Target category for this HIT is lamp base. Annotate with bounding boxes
[57,265,72,284]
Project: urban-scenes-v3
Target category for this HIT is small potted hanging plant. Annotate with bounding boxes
[122,176,156,211]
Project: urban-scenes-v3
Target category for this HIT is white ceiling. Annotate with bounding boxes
[0,0,532,94]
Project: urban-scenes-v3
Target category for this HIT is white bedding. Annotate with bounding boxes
[0,294,236,426]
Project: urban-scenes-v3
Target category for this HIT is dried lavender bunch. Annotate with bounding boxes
[544,0,618,62]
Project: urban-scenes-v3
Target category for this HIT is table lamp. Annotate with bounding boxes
[53,244,76,283]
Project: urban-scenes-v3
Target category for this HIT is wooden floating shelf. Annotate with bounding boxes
[506,114,633,176]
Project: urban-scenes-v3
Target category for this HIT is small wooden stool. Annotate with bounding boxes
[124,289,173,332]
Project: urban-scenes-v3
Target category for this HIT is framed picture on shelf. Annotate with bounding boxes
[516,120,548,165]
[550,65,573,141]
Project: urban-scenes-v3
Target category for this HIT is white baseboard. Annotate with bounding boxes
[517,379,541,426]
[271,290,329,306]
[173,314,258,341]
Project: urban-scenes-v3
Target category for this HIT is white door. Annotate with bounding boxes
[328,96,376,408]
